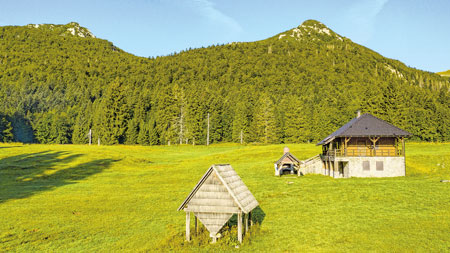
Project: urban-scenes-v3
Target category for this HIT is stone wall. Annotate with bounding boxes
[336,156,405,177]
[299,155,324,175]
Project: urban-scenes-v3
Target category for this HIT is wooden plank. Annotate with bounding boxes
[186,211,190,242]
[198,184,228,192]
[189,198,236,207]
[195,215,198,234]
[245,212,249,234]
[194,191,230,199]
[238,212,242,243]
[186,206,240,213]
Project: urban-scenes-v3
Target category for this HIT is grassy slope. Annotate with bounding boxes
[0,143,449,252]
[437,70,450,76]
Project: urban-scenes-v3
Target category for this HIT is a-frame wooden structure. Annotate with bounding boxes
[178,164,259,243]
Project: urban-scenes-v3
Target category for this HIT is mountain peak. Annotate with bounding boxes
[276,19,343,42]
[300,19,327,29]
[26,22,96,38]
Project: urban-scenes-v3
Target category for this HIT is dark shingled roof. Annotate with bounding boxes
[317,113,412,145]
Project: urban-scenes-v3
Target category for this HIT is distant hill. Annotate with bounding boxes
[0,20,449,144]
[437,70,450,77]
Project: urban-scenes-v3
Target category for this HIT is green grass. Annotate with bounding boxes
[437,69,450,76]
[1,143,449,252]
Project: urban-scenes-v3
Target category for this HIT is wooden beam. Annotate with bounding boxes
[245,212,249,235]
[402,137,405,157]
[344,137,351,155]
[195,215,198,234]
[249,211,253,226]
[186,211,190,242]
[238,212,243,243]
[369,137,380,156]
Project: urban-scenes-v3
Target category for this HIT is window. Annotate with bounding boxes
[363,161,370,171]
[376,161,384,171]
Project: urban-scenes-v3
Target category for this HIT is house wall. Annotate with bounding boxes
[335,156,405,177]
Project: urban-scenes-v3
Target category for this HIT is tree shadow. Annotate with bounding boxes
[0,151,119,204]
[227,206,266,226]
[0,146,22,149]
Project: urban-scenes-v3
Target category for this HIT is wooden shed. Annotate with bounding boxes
[274,147,301,176]
[178,164,259,243]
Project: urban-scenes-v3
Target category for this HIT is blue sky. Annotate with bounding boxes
[0,0,449,72]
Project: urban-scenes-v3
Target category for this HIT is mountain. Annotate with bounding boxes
[437,70,450,77]
[0,20,449,144]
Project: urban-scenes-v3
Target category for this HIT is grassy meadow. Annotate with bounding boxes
[1,142,449,252]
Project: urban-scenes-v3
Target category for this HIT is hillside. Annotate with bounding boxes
[437,69,450,77]
[0,20,449,144]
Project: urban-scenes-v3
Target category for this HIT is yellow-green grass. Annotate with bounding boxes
[1,143,449,252]
[437,69,450,77]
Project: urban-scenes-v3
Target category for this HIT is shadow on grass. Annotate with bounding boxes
[0,146,22,149]
[228,206,266,226]
[0,150,119,203]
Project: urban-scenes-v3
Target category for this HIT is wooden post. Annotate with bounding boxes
[369,137,380,156]
[89,129,92,145]
[195,215,198,234]
[402,137,405,157]
[98,137,100,146]
[249,211,253,226]
[240,129,243,144]
[237,212,242,243]
[344,137,351,156]
[186,211,190,242]
[206,113,210,146]
[212,235,217,243]
[245,212,249,235]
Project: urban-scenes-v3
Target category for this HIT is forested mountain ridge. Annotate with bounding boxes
[0,20,449,144]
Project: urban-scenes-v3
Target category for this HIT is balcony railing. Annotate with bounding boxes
[322,148,403,157]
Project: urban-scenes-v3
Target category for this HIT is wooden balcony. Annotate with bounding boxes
[322,148,404,158]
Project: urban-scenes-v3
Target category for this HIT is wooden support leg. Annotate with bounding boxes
[211,234,217,243]
[245,212,249,235]
[195,215,198,234]
[249,211,253,226]
[186,211,190,242]
[238,212,243,243]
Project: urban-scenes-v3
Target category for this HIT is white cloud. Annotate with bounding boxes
[191,0,243,34]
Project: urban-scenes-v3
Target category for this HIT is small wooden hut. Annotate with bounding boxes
[274,147,300,176]
[178,164,259,243]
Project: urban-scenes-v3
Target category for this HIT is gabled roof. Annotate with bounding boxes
[317,113,412,145]
[275,152,301,165]
[178,164,259,214]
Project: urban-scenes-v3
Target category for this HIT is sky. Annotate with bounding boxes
[0,0,449,72]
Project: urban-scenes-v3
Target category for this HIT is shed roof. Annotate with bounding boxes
[317,113,412,145]
[178,164,259,214]
[274,152,301,165]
